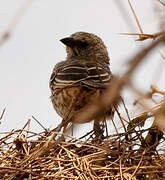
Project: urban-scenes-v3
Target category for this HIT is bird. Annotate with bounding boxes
[49,32,114,137]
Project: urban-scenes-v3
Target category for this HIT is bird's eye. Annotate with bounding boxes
[80,41,88,48]
[76,40,88,48]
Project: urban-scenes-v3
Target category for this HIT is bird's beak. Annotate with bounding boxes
[60,37,76,48]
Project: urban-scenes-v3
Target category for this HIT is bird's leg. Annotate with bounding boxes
[93,118,104,141]
[61,123,67,141]
[103,116,109,137]
[70,124,74,136]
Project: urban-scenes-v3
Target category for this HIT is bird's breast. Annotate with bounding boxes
[50,86,101,119]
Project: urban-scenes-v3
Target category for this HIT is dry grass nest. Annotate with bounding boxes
[0,116,165,180]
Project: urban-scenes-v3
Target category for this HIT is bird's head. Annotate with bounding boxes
[60,32,110,64]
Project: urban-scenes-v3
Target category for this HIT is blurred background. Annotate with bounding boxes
[0,0,164,137]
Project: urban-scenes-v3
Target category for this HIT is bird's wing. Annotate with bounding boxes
[82,61,112,88]
[50,59,112,90]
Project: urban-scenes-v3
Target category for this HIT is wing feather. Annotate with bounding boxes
[50,59,111,90]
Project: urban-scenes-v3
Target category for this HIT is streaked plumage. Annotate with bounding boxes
[50,32,113,135]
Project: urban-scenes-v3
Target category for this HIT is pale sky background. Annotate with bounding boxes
[0,0,165,136]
